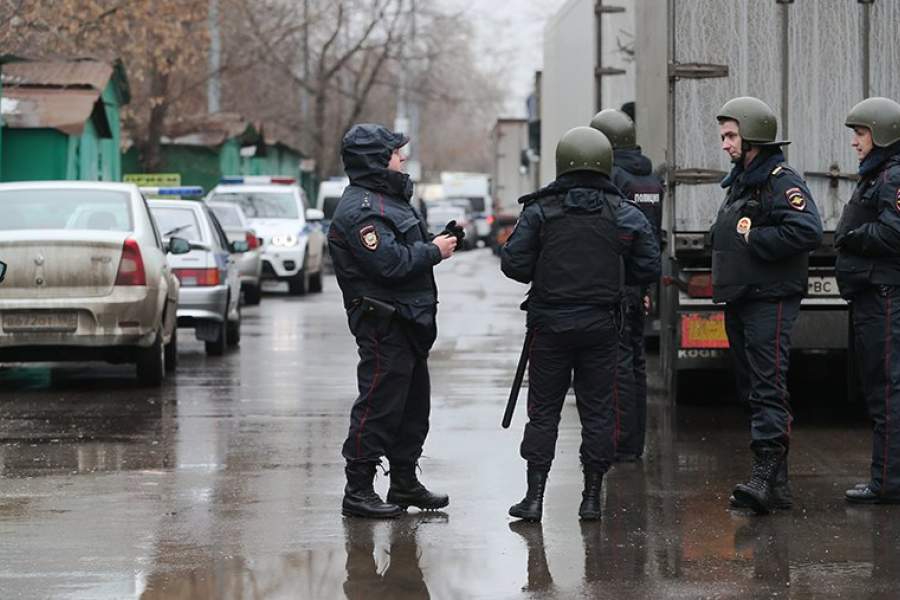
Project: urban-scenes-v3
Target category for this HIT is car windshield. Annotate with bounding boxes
[210,191,299,219]
[150,206,205,243]
[0,189,133,232]
[209,204,243,228]
[323,196,342,220]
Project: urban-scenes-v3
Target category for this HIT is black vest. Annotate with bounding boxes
[835,162,900,298]
[530,194,624,306]
[711,173,808,303]
[612,168,664,239]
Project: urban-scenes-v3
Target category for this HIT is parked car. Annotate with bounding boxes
[426,201,477,250]
[207,177,326,295]
[207,202,263,305]
[0,181,190,385]
[147,198,243,356]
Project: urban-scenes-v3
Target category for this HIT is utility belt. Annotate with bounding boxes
[349,296,435,357]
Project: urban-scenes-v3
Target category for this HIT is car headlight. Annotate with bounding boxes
[272,233,298,247]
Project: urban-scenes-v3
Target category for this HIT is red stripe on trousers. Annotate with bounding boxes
[356,335,381,458]
[884,295,892,494]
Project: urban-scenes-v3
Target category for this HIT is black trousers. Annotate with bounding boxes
[724,296,800,450]
[851,286,900,497]
[520,314,625,472]
[341,310,432,466]
[617,297,647,456]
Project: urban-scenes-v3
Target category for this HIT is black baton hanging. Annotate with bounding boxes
[502,329,534,429]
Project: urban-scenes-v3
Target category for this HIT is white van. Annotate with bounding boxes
[316,177,350,227]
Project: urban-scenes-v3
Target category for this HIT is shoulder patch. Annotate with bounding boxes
[785,187,806,211]
[359,224,379,251]
[895,188,900,213]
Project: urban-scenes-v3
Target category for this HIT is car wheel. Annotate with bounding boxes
[205,319,228,356]
[309,270,323,293]
[288,268,308,295]
[136,331,165,386]
[244,284,262,306]
[227,306,241,347]
[164,327,178,373]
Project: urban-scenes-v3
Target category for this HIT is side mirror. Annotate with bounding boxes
[306,208,325,222]
[230,240,249,253]
[0,260,6,283]
[168,237,192,255]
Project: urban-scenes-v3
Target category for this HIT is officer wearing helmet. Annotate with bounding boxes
[500,127,660,522]
[712,97,823,515]
[590,108,665,462]
[329,123,457,519]
[835,97,900,504]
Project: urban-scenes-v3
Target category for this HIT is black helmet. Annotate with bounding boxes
[845,97,900,147]
[589,109,636,150]
[556,127,613,178]
[716,96,788,146]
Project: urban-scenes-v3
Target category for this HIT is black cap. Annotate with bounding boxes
[342,123,409,154]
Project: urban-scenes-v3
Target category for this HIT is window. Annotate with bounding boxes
[150,206,204,243]
[208,191,299,219]
[0,189,133,232]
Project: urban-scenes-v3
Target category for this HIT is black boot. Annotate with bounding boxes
[386,465,449,510]
[730,452,792,510]
[509,466,548,522]
[342,462,405,519]
[731,447,784,515]
[578,468,604,520]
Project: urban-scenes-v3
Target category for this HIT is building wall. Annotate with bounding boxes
[0,128,68,181]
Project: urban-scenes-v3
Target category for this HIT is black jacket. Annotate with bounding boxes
[328,125,441,326]
[611,147,665,245]
[500,172,660,332]
[710,150,823,303]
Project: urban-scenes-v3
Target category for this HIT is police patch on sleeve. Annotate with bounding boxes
[359,225,379,251]
[785,187,806,211]
[895,188,900,213]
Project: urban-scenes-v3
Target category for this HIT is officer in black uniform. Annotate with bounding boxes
[711,97,823,514]
[835,97,900,504]
[500,127,660,522]
[329,123,457,518]
[590,108,665,461]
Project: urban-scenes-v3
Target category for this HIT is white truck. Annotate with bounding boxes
[440,171,492,245]
[542,0,900,400]
[490,118,536,253]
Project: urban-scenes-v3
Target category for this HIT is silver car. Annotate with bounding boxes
[206,181,326,295]
[207,202,263,305]
[0,181,189,385]
[147,199,243,356]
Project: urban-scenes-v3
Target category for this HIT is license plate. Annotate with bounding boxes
[808,276,838,296]
[3,312,78,332]
[681,312,729,349]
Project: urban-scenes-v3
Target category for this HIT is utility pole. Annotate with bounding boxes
[395,0,420,182]
[207,0,221,113]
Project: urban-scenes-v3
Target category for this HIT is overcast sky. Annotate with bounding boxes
[440,0,569,117]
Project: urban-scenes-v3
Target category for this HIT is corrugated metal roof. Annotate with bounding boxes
[1,87,104,135]
[1,60,113,91]
[165,113,258,147]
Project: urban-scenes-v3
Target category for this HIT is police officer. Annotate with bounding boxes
[500,127,660,522]
[329,123,457,518]
[590,108,665,461]
[835,97,900,504]
[711,97,823,514]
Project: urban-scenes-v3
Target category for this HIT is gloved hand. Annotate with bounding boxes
[741,199,762,220]
[440,220,466,246]
[836,228,862,252]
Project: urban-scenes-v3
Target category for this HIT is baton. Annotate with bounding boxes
[502,329,533,429]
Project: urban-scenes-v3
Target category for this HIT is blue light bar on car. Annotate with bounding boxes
[219,176,296,185]
[140,186,205,197]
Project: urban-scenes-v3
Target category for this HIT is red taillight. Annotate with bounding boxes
[115,239,147,286]
[486,215,495,225]
[173,268,221,287]
[246,231,259,249]
[686,273,713,298]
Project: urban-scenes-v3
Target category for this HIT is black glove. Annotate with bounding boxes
[836,228,862,252]
[440,220,466,246]
[741,199,763,220]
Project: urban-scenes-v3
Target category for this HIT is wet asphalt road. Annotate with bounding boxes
[0,249,897,599]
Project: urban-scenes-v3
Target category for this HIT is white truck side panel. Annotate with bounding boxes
[540,0,596,186]
[598,0,636,113]
[491,120,533,214]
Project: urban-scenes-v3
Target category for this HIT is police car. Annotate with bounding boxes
[206,177,326,295]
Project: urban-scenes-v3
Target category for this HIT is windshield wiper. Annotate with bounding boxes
[163,224,191,237]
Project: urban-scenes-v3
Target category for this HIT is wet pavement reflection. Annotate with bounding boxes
[0,249,896,599]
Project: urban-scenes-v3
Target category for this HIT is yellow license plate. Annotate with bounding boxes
[681,312,729,349]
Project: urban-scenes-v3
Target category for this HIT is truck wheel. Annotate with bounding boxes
[308,270,323,293]
[205,319,227,356]
[164,328,178,373]
[244,284,262,306]
[137,332,165,386]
